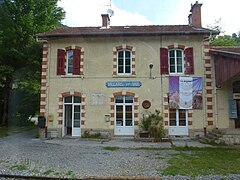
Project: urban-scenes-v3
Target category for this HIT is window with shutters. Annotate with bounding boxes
[57,46,82,76]
[160,46,194,75]
[117,50,132,75]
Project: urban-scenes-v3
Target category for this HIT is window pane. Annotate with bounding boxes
[118,66,123,73]
[169,50,174,57]
[170,57,175,65]
[125,58,131,65]
[64,96,72,103]
[170,120,176,126]
[125,96,133,103]
[125,120,132,126]
[177,66,183,72]
[118,51,123,58]
[74,105,80,113]
[118,59,123,65]
[116,105,123,111]
[74,113,80,120]
[177,57,182,65]
[125,51,131,58]
[67,50,73,74]
[179,109,186,126]
[177,50,182,58]
[116,120,123,126]
[74,96,81,103]
[74,120,80,127]
[115,96,123,103]
[125,66,131,73]
[169,109,177,126]
[170,66,175,73]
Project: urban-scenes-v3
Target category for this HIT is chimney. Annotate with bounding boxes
[101,14,110,28]
[189,1,202,27]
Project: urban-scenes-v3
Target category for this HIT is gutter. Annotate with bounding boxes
[36,31,218,39]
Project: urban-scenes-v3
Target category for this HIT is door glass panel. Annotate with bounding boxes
[115,96,123,103]
[74,105,80,112]
[64,96,72,103]
[125,105,132,126]
[125,96,133,103]
[74,120,80,127]
[169,109,176,126]
[179,109,186,126]
[74,113,80,120]
[116,105,123,126]
[74,96,81,103]
[65,105,72,128]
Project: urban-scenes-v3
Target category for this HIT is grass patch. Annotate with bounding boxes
[131,147,173,151]
[0,127,9,138]
[82,130,101,139]
[162,147,240,176]
[43,169,55,175]
[0,125,36,138]
[10,164,28,171]
[103,146,121,151]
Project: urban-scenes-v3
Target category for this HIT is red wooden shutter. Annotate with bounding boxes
[57,49,65,75]
[73,49,81,75]
[184,47,194,74]
[160,48,169,74]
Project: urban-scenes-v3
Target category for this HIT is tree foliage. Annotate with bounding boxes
[208,19,240,46]
[0,0,65,126]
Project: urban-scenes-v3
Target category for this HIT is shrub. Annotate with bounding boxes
[140,110,165,139]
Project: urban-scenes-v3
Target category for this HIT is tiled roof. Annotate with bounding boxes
[36,25,218,38]
[211,46,240,54]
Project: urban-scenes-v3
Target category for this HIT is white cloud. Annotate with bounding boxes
[58,0,152,27]
[58,0,240,35]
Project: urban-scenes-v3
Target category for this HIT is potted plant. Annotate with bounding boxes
[139,110,165,140]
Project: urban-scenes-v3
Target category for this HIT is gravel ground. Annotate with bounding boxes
[0,130,240,179]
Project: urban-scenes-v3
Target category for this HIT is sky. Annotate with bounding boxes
[58,0,239,35]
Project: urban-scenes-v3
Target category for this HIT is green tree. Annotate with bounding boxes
[0,0,65,126]
[208,19,238,46]
[232,32,240,45]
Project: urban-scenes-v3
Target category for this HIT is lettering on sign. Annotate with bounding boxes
[106,81,142,88]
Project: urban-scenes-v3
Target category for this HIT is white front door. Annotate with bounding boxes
[62,96,81,137]
[169,109,188,136]
[114,96,134,136]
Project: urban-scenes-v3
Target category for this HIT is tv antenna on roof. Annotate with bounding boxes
[106,0,114,17]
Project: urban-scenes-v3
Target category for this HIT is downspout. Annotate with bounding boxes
[160,35,164,117]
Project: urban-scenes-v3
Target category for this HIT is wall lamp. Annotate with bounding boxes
[149,63,153,79]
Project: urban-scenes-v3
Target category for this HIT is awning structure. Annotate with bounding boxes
[210,47,240,87]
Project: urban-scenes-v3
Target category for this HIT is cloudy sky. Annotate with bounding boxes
[58,0,239,35]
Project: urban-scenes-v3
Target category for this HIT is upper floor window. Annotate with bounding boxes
[169,49,184,74]
[67,50,74,75]
[57,47,82,76]
[117,50,132,75]
[160,46,194,75]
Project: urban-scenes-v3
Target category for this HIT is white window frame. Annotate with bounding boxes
[117,50,132,75]
[66,50,74,75]
[63,96,82,135]
[114,96,134,127]
[169,49,184,74]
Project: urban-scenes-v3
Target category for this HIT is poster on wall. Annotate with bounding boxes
[169,76,203,109]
